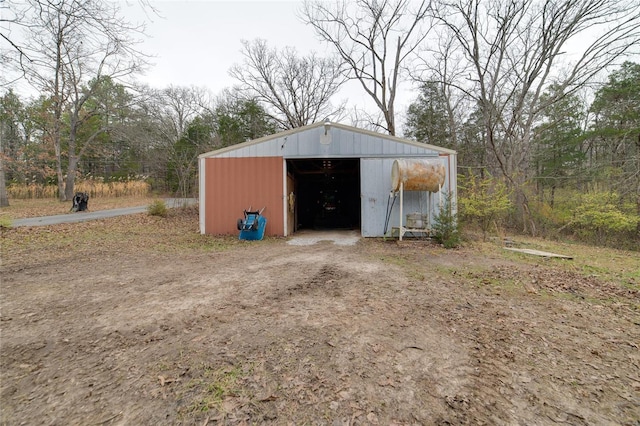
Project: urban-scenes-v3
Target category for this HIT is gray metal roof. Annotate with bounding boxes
[199,121,456,159]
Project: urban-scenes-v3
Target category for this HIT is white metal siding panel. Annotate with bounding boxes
[442,153,458,215]
[199,157,206,234]
[373,137,385,156]
[353,132,362,154]
[299,132,318,157]
[284,135,297,156]
[361,157,451,237]
[361,158,390,237]
[382,139,391,155]
[341,134,355,155]
[215,138,280,158]
[205,126,446,159]
[361,158,422,236]
[200,122,456,159]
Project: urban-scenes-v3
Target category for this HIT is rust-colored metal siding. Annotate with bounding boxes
[204,157,284,236]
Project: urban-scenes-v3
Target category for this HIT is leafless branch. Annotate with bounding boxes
[230,39,346,130]
[301,0,433,135]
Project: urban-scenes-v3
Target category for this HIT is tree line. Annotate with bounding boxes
[0,83,277,198]
[1,0,639,246]
[405,62,639,244]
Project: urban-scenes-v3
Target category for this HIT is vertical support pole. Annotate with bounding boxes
[427,191,431,233]
[399,181,404,241]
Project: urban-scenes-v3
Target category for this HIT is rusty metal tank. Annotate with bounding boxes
[391,159,445,192]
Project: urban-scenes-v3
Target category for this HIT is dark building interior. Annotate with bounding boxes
[287,159,360,230]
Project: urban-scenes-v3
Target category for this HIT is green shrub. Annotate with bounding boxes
[147,199,168,217]
[432,191,460,248]
[570,192,639,246]
[458,171,513,239]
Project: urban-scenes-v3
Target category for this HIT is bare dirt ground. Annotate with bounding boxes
[1,208,639,425]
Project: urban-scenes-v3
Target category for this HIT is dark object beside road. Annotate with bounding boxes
[71,192,89,212]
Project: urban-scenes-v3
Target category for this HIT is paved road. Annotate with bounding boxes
[11,198,197,227]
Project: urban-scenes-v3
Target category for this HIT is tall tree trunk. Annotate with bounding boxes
[636,133,640,238]
[54,135,65,201]
[64,113,79,200]
[0,118,8,206]
[65,155,78,200]
[53,27,66,202]
[0,156,9,207]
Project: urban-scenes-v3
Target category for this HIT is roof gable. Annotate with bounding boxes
[199,121,456,159]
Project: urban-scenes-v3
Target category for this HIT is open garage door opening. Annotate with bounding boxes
[288,159,360,231]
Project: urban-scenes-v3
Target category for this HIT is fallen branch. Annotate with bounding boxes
[556,221,574,233]
[400,346,424,351]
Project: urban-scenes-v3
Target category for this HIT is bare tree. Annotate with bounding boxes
[410,30,469,150]
[1,0,32,82]
[155,85,209,143]
[302,0,432,135]
[211,88,277,146]
[347,106,386,132]
[229,39,346,130]
[17,0,146,201]
[429,0,640,231]
[144,85,213,197]
[2,0,156,68]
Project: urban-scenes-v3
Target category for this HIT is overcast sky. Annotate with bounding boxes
[125,1,322,90]
[123,0,385,113]
[0,0,415,129]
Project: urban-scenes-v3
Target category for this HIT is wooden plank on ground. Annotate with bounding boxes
[503,247,573,259]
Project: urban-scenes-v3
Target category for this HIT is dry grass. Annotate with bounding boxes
[6,184,58,199]
[7,179,150,200]
[468,234,640,292]
[0,207,248,271]
[76,179,150,198]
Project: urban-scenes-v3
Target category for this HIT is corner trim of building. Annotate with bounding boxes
[199,157,206,234]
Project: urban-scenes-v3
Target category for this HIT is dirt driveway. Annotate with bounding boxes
[1,213,639,425]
